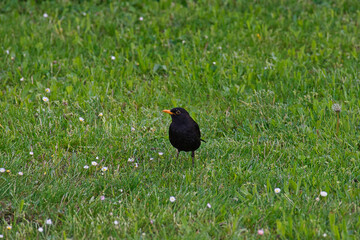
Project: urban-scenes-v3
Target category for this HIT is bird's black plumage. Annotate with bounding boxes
[162,107,204,166]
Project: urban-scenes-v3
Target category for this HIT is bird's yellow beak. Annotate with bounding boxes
[162,109,175,115]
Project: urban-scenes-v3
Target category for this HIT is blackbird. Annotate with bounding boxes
[162,107,205,166]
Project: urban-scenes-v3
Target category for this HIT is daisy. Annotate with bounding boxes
[158,152,164,156]
[45,88,51,93]
[83,165,89,169]
[42,97,49,102]
[169,196,176,202]
[320,191,328,197]
[91,161,98,166]
[206,203,212,208]
[258,229,264,235]
[79,117,84,122]
[6,225,12,230]
[6,50,9,54]
[274,188,281,194]
[111,56,116,60]
[316,197,320,201]
[114,220,119,225]
[30,151,34,155]
[18,172,23,176]
[20,77,24,81]
[218,46,222,50]
[38,227,44,232]
[0,234,3,238]
[45,219,52,225]
[0,168,5,173]
[128,158,134,162]
[139,17,144,21]
[101,167,108,172]
[43,13,48,18]
[98,112,103,117]
[135,163,138,168]
[150,158,154,161]
[212,62,216,65]
[96,156,99,160]
[131,127,135,132]
[182,40,186,44]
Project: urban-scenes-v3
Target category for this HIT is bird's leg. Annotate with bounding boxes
[191,151,195,167]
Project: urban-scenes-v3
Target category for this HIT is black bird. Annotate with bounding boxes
[162,107,205,166]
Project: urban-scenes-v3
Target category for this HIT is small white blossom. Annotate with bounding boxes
[258,229,264,235]
[131,127,135,132]
[91,161,98,166]
[43,13,48,18]
[316,197,320,201]
[320,191,328,197]
[38,227,44,232]
[79,117,84,122]
[323,233,327,237]
[111,56,116,60]
[212,62,216,65]
[6,50,9,55]
[83,165,89,169]
[128,158,134,162]
[206,203,212,208]
[100,196,105,201]
[218,46,222,50]
[18,172,23,176]
[20,77,24,81]
[0,234,3,238]
[101,167,108,172]
[135,163,138,168]
[139,17,143,21]
[332,103,341,112]
[6,225,11,230]
[114,220,119,225]
[45,88,51,93]
[274,188,281,194]
[182,40,186,44]
[150,158,154,161]
[169,196,176,202]
[42,97,49,102]
[45,219,52,225]
[30,151,34,155]
[158,152,164,156]
[96,156,99,160]
[82,12,87,16]
[120,189,123,193]
[98,112,103,117]
[0,168,5,173]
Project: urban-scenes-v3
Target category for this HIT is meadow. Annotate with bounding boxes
[1,0,360,239]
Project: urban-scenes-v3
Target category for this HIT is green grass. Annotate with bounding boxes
[1,0,360,238]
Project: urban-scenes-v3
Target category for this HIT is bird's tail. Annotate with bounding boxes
[201,139,207,143]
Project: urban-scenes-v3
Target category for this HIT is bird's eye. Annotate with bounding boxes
[176,110,181,115]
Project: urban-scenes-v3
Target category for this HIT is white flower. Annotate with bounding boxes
[79,117,84,122]
[18,172,23,176]
[158,152,164,156]
[6,225,11,230]
[42,97,49,102]
[332,103,341,112]
[45,219,52,225]
[5,50,9,55]
[38,227,44,232]
[82,12,87,16]
[320,191,328,197]
[20,77,24,81]
[218,46,222,50]
[206,203,212,208]
[150,158,154,161]
[316,197,320,201]
[91,161,98,166]
[100,196,105,200]
[131,127,135,132]
[139,17,143,21]
[83,165,89,169]
[111,56,116,60]
[169,196,176,202]
[45,88,51,93]
[205,35,208,39]
[98,112,103,117]
[323,233,327,237]
[274,188,281,194]
[43,13,48,18]
[30,151,34,155]
[120,189,123,193]
[135,163,138,168]
[96,156,99,160]
[212,62,216,65]
[258,229,264,235]
[114,220,119,225]
[101,167,108,172]
[128,158,134,162]
[182,40,186,44]
[0,234,3,238]
[0,168,5,173]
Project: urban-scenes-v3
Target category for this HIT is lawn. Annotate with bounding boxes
[1,0,360,239]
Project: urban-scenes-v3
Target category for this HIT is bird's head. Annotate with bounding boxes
[162,107,190,122]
